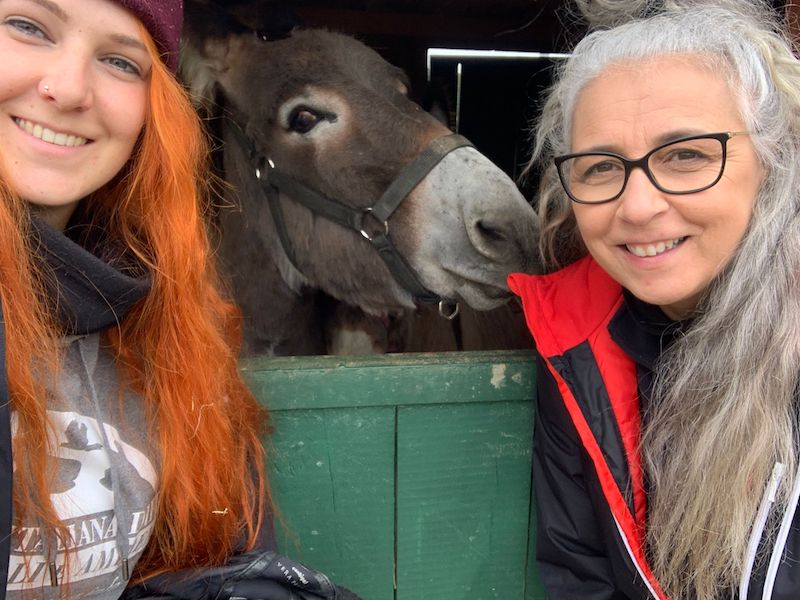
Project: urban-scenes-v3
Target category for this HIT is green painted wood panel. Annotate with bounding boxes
[242,350,535,410]
[396,402,534,599]
[243,350,546,600]
[525,486,547,600]
[266,407,395,600]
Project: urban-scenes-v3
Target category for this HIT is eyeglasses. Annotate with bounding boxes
[554,131,750,205]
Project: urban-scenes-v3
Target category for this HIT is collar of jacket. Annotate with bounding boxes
[610,289,684,371]
[30,216,151,334]
[508,256,666,600]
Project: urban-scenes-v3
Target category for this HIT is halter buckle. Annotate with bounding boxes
[358,208,389,241]
[438,300,460,320]
[254,158,276,181]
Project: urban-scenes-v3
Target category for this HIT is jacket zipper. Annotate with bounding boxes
[613,515,661,599]
[739,462,784,599]
[761,461,800,598]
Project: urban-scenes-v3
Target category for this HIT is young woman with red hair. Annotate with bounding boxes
[0,1,358,598]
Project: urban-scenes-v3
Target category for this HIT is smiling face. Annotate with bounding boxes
[0,0,151,228]
[569,56,763,319]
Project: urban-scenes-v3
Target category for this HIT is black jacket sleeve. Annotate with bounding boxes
[533,353,633,600]
[121,550,363,600]
[122,467,362,600]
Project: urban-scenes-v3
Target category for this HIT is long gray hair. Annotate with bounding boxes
[530,1,800,597]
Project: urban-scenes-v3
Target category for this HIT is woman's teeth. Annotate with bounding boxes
[14,118,88,147]
[626,237,685,257]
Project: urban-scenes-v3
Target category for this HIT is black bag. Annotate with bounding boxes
[122,550,363,600]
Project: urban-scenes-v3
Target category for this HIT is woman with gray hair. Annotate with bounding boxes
[508,0,800,598]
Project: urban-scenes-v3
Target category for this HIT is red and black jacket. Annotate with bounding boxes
[509,256,664,600]
[509,256,800,600]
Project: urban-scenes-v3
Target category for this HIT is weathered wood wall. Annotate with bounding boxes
[242,350,544,600]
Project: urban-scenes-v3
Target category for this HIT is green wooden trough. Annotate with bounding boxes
[241,350,544,600]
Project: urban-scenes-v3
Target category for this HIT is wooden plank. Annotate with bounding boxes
[251,350,541,598]
[395,401,534,599]
[266,406,396,600]
[243,350,536,410]
[525,489,547,600]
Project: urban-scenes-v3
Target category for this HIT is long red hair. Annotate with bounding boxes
[2,25,269,580]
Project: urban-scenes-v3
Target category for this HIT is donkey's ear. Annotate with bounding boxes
[178,34,232,110]
[200,36,234,70]
[179,0,236,80]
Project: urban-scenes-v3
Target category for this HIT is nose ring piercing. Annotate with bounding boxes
[43,85,50,93]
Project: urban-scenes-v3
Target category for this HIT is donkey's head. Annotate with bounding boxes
[185,28,539,316]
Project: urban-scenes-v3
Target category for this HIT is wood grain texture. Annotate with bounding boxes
[267,407,396,599]
[244,350,545,600]
[396,402,534,599]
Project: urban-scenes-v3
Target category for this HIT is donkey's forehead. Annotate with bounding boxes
[236,29,405,86]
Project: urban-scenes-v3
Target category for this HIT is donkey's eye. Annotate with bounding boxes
[286,106,337,134]
[288,107,322,134]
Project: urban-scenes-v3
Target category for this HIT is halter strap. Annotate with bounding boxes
[371,134,473,221]
[223,101,471,311]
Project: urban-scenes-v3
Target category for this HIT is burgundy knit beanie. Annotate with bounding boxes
[115,0,183,71]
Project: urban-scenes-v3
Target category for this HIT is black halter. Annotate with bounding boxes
[223,103,473,319]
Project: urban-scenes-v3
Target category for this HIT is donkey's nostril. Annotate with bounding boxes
[467,217,517,263]
[475,220,508,244]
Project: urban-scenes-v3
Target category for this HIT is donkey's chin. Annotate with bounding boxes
[449,280,512,311]
[424,268,514,311]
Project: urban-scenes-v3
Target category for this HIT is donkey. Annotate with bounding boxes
[181,24,539,356]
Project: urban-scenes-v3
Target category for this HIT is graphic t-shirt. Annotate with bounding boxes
[8,334,158,599]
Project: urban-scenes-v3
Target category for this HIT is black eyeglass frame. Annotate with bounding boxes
[553,131,749,205]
